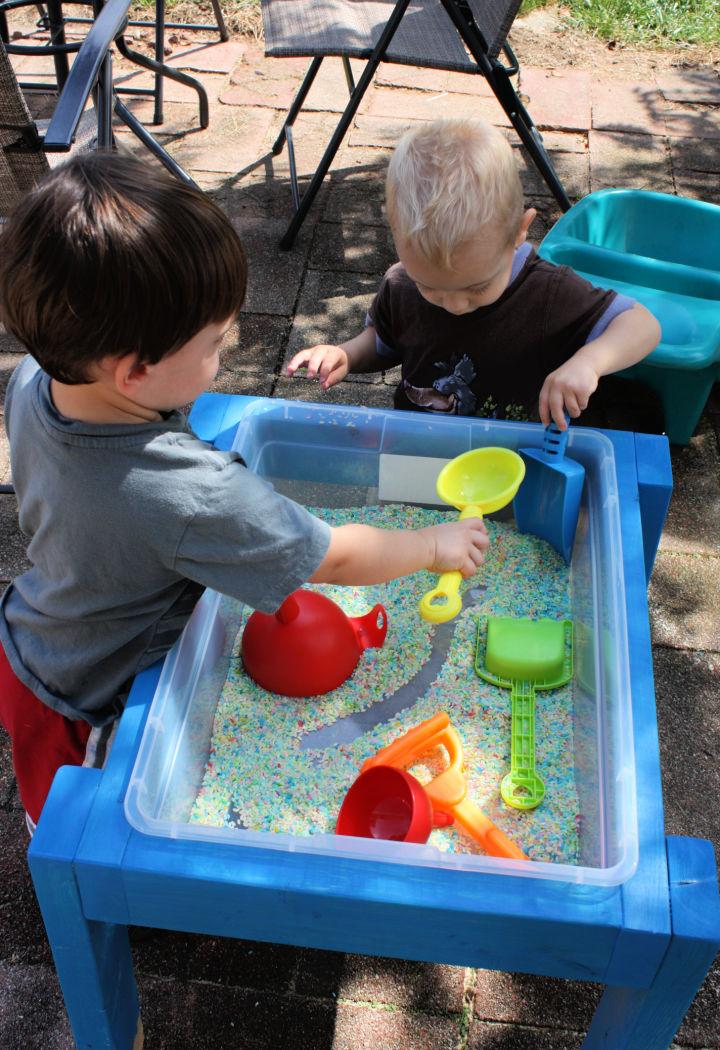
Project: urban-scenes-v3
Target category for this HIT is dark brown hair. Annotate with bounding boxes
[0,152,247,383]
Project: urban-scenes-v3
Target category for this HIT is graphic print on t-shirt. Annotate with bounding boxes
[403,353,478,415]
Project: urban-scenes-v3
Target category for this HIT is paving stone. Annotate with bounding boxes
[118,69,227,108]
[165,40,247,74]
[165,109,276,174]
[0,732,16,809]
[274,375,394,409]
[669,134,720,174]
[208,370,275,397]
[220,77,300,110]
[0,351,23,403]
[0,811,53,966]
[671,170,720,206]
[365,86,511,127]
[216,172,326,227]
[674,956,720,1048]
[182,935,301,990]
[261,110,349,179]
[230,216,311,316]
[0,496,30,581]
[350,114,426,149]
[230,45,312,83]
[649,551,720,651]
[376,63,484,94]
[0,416,9,484]
[285,269,382,363]
[467,1020,584,1048]
[591,80,665,136]
[658,69,720,106]
[321,151,390,226]
[182,983,337,1049]
[516,146,589,202]
[655,647,720,864]
[660,424,720,556]
[519,68,592,132]
[588,130,673,192]
[0,962,73,1049]
[473,970,601,1029]
[662,104,720,141]
[137,973,194,1047]
[295,948,466,1011]
[220,315,290,374]
[332,1002,461,1049]
[309,219,396,274]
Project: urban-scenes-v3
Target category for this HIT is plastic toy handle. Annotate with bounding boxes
[419,504,484,624]
[501,680,545,811]
[543,410,571,459]
[351,604,388,651]
[451,797,528,861]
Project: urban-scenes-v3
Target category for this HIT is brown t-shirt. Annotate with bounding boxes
[367,248,617,421]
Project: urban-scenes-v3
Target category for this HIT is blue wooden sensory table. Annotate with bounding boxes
[28,395,720,1049]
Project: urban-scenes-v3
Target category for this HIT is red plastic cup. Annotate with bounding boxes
[336,765,451,843]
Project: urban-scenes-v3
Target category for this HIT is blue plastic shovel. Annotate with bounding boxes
[512,415,585,564]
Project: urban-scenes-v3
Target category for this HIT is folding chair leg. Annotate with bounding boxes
[96,52,114,149]
[209,0,229,42]
[439,0,570,212]
[114,96,198,186]
[114,35,210,129]
[272,56,324,156]
[485,61,570,211]
[153,0,165,126]
[277,0,414,249]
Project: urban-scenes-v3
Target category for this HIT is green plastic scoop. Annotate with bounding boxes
[475,616,573,811]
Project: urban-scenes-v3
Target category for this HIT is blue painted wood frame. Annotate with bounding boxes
[27,396,719,1050]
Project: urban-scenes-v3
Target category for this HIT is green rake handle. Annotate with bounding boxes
[500,680,545,811]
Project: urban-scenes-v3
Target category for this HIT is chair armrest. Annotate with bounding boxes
[43,0,132,151]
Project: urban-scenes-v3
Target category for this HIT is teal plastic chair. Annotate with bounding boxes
[539,189,720,444]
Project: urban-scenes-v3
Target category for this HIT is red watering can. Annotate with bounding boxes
[241,589,388,697]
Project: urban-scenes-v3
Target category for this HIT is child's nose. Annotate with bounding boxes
[444,293,470,314]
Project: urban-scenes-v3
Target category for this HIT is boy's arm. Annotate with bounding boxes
[286,326,387,390]
[309,518,489,586]
[539,302,660,427]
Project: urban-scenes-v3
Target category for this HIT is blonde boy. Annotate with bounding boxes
[287,118,661,430]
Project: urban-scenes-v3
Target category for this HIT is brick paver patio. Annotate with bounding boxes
[1,22,719,1049]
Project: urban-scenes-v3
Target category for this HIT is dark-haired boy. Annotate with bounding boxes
[0,153,489,829]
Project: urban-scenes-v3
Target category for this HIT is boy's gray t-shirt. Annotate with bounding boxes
[0,357,331,726]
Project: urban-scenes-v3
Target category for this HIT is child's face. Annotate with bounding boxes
[395,212,534,316]
[131,317,234,411]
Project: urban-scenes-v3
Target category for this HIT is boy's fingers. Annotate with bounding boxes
[306,348,331,378]
[550,389,566,429]
[564,393,581,419]
[538,387,550,427]
[285,349,312,375]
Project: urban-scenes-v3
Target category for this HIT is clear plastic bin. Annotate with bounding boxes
[125,400,637,887]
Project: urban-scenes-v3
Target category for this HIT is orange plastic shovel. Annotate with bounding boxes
[362,712,528,861]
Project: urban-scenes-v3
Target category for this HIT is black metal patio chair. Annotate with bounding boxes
[0,0,210,131]
[261,0,571,249]
[0,0,195,221]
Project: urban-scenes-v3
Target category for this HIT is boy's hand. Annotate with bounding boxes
[285,344,350,390]
[421,518,489,578]
[539,356,599,429]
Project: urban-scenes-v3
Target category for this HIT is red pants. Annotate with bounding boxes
[0,641,91,825]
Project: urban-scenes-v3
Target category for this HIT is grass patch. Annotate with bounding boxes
[521,0,720,46]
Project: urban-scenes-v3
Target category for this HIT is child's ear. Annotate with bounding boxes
[112,353,150,395]
[515,208,537,247]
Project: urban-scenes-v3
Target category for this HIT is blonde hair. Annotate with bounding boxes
[386,118,524,269]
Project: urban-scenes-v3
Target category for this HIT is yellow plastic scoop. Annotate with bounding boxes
[419,447,526,623]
